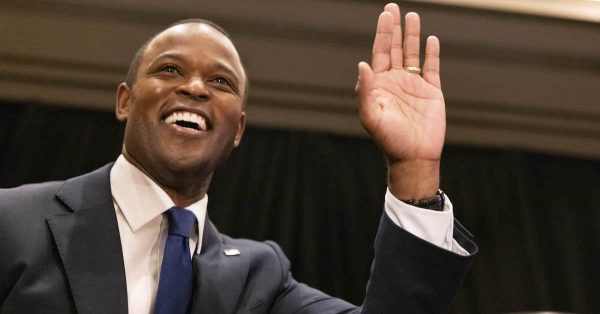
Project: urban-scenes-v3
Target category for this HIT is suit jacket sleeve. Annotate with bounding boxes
[267,213,477,314]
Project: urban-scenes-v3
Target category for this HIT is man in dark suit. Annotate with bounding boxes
[0,3,476,313]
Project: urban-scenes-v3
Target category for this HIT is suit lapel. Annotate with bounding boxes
[191,219,250,314]
[47,164,128,314]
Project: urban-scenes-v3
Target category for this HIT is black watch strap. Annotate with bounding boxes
[401,190,445,211]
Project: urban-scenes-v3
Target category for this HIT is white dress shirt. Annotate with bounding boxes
[109,154,465,314]
[385,189,468,255]
[110,155,207,314]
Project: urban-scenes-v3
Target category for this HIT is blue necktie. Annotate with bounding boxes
[154,207,196,314]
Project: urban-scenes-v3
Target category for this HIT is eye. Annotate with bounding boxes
[212,77,231,86]
[160,65,180,74]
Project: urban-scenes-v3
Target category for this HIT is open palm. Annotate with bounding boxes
[357,5,445,164]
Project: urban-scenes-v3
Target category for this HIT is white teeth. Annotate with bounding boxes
[197,117,206,131]
[164,111,207,131]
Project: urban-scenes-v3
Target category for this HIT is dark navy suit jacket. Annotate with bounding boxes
[0,164,477,313]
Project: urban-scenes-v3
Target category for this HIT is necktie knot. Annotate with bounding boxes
[167,207,196,238]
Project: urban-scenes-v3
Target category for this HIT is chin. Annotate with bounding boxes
[157,138,236,174]
[162,152,219,175]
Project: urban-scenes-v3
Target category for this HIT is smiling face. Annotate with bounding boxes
[116,23,246,199]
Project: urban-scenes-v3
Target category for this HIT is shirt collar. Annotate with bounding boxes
[110,155,208,254]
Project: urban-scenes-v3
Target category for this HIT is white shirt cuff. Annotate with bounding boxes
[384,188,469,256]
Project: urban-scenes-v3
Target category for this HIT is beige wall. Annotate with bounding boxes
[1,0,599,158]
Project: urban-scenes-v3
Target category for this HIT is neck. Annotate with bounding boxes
[122,153,213,208]
[160,179,211,207]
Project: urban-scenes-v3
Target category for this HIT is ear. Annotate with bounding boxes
[233,111,246,148]
[115,82,131,122]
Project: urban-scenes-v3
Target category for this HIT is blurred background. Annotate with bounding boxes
[1,0,599,312]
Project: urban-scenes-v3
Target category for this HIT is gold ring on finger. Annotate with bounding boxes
[404,66,422,74]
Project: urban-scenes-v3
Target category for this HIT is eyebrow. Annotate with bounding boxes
[152,52,185,63]
[150,52,242,86]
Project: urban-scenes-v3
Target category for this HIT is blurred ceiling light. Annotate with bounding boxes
[415,0,600,23]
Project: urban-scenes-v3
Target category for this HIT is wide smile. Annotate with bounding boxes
[162,110,210,135]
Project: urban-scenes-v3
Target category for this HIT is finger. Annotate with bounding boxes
[384,3,403,69]
[403,12,421,68]
[356,61,374,115]
[423,36,441,88]
[371,12,394,73]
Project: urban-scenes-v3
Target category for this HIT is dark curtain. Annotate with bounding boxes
[1,102,598,313]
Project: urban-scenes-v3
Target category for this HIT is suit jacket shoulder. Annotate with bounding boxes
[192,223,357,314]
[0,164,128,314]
[0,180,71,311]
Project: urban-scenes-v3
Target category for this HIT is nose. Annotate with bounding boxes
[176,76,210,101]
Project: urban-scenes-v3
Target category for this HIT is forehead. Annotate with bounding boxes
[141,23,244,76]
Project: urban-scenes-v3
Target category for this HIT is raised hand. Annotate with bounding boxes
[356,3,445,199]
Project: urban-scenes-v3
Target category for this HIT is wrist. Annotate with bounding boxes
[388,159,440,200]
[401,190,445,211]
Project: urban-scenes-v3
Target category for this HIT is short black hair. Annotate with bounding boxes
[123,18,249,106]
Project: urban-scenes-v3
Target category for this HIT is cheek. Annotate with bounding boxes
[126,90,166,139]
[222,110,243,134]
[152,85,166,96]
[221,97,244,122]
[132,80,169,105]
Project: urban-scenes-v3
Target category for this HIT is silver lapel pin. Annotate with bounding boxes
[223,248,241,256]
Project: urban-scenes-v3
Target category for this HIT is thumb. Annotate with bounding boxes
[356,61,374,113]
